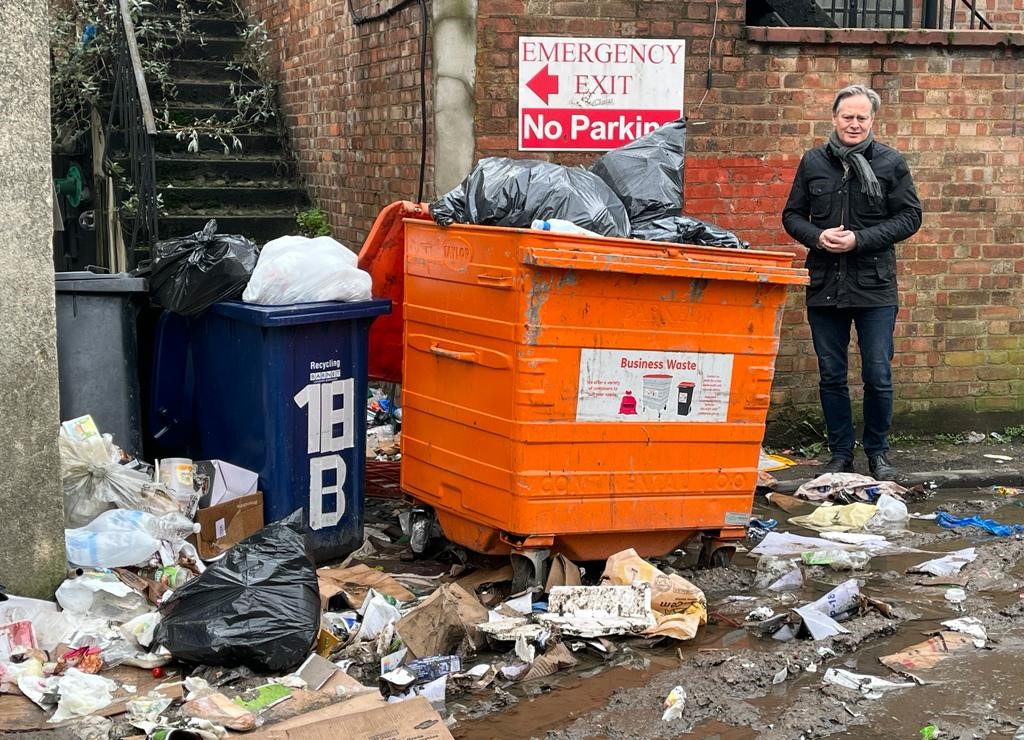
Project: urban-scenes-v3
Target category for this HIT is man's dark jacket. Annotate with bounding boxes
[782,140,922,308]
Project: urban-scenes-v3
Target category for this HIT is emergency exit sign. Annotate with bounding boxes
[518,36,686,151]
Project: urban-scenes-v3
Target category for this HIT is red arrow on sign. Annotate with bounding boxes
[526,64,559,104]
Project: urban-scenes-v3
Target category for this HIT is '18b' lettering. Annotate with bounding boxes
[294,379,354,530]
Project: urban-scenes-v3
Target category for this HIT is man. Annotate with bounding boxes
[782,84,922,481]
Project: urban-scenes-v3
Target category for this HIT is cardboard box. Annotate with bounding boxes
[191,492,264,560]
[194,459,259,508]
[256,696,453,740]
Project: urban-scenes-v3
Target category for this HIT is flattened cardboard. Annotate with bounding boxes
[265,696,453,740]
[395,583,488,659]
[879,630,975,673]
[316,563,415,610]
[191,492,264,560]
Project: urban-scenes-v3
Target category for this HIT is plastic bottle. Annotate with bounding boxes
[65,510,200,568]
[530,218,600,237]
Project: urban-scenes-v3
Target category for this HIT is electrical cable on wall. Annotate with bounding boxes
[348,0,429,203]
[690,0,720,121]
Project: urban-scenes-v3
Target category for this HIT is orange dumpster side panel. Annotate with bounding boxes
[356,201,433,383]
[399,221,809,561]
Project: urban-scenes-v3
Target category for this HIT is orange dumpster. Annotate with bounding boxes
[361,213,808,565]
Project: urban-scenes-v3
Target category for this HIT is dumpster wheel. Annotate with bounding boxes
[697,539,736,569]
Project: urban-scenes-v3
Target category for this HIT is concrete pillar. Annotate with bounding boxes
[0,0,67,598]
[432,0,478,195]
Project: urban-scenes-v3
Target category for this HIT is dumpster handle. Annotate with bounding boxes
[430,343,479,363]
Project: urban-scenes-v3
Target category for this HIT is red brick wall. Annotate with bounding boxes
[473,9,1024,427]
[242,0,431,249]
[248,0,1024,427]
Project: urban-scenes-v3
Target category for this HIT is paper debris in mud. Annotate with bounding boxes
[796,607,850,640]
[765,492,811,514]
[603,549,705,616]
[907,548,977,577]
[545,554,583,592]
[940,617,987,647]
[772,666,789,684]
[395,583,488,658]
[823,668,915,699]
[661,685,686,721]
[879,631,976,673]
[477,617,546,642]
[789,502,878,532]
[750,532,861,557]
[520,642,577,682]
[316,563,415,610]
[536,583,657,637]
[184,690,257,731]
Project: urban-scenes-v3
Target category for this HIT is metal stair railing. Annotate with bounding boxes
[104,0,159,265]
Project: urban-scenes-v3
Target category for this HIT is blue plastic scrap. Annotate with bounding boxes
[935,512,1024,537]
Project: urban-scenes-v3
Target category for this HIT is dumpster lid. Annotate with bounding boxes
[209,299,392,327]
[55,271,148,294]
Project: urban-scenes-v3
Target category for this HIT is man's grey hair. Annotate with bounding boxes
[832,85,881,116]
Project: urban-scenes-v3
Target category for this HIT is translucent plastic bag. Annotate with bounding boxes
[242,235,372,305]
[65,510,199,568]
[60,431,181,528]
[430,157,630,237]
[147,220,259,316]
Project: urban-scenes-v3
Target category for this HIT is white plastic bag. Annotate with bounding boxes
[60,431,181,528]
[242,235,372,305]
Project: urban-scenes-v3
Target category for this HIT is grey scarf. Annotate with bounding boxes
[827,130,883,207]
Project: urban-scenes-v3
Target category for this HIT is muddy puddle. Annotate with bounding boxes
[445,488,1024,739]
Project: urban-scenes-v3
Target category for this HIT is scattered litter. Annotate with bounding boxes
[944,587,967,609]
[993,486,1024,496]
[920,724,940,740]
[661,685,686,721]
[940,617,987,647]
[823,667,915,699]
[772,666,788,684]
[935,512,1024,537]
[983,454,1013,462]
[801,549,872,571]
[795,473,907,504]
[602,548,707,640]
[907,548,977,577]
[536,583,657,637]
[880,631,976,672]
[789,503,878,533]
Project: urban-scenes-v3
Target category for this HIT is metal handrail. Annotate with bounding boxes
[105,0,159,263]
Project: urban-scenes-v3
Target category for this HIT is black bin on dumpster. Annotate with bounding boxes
[55,271,148,454]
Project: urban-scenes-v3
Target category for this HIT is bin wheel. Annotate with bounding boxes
[511,549,550,593]
[698,543,735,569]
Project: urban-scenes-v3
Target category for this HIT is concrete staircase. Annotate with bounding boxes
[119,0,308,248]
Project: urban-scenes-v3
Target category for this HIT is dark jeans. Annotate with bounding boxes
[808,305,898,461]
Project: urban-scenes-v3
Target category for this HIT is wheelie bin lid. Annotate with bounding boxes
[357,201,434,384]
[208,299,392,328]
[55,271,147,294]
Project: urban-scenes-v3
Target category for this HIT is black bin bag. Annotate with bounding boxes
[589,119,687,227]
[147,219,259,316]
[631,215,748,249]
[429,158,630,237]
[154,511,320,673]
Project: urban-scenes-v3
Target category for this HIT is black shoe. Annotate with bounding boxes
[822,456,854,474]
[868,453,898,481]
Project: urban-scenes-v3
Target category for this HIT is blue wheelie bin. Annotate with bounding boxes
[184,299,391,563]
